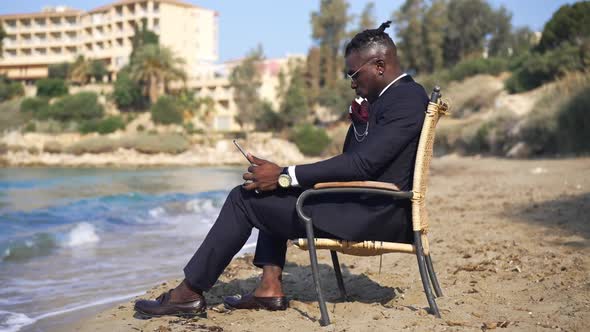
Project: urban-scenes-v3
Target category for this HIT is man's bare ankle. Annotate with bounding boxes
[170,279,203,302]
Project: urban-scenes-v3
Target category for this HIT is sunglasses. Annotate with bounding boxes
[347,57,378,81]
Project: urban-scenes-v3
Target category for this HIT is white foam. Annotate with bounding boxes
[63,222,100,247]
[0,292,144,332]
[0,310,34,332]
[186,198,217,215]
[148,206,165,218]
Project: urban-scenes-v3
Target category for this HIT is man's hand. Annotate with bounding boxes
[242,154,282,192]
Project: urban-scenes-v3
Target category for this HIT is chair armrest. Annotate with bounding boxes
[296,182,413,226]
[314,181,400,192]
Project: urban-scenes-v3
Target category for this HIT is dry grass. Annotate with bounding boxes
[0,98,30,133]
[119,133,190,154]
[57,133,191,155]
[65,137,118,155]
[443,75,505,118]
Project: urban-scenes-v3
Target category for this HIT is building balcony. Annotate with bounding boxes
[3,25,17,32]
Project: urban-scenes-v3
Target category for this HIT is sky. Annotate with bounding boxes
[0,0,577,62]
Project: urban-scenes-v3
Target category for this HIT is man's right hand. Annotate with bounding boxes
[242,154,282,192]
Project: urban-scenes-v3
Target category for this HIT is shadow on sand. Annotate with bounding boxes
[133,258,400,323]
[206,260,398,305]
[509,192,590,247]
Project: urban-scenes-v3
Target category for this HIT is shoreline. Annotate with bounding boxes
[0,150,319,168]
[0,130,322,169]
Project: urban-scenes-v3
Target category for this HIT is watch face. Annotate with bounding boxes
[278,174,291,188]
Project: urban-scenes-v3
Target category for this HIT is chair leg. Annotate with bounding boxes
[414,232,441,318]
[304,221,331,326]
[425,254,443,297]
[330,250,347,301]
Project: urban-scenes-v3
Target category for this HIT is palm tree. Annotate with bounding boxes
[129,44,186,103]
[69,55,91,85]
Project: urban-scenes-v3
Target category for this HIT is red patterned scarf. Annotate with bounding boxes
[349,97,369,123]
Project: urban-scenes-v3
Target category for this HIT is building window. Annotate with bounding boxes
[5,20,16,30]
[34,48,46,56]
[34,33,46,44]
[50,17,61,27]
[20,19,31,28]
[21,34,32,44]
[65,16,77,27]
[34,18,46,28]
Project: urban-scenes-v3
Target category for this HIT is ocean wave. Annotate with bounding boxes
[1,222,100,262]
[0,310,34,332]
[62,222,100,247]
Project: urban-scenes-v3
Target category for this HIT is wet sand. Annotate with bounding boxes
[69,156,590,331]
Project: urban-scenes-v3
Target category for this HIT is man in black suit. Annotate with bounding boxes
[134,21,428,316]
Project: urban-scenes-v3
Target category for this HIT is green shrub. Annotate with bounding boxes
[120,133,190,154]
[511,72,590,155]
[505,43,587,93]
[150,95,183,125]
[257,101,285,131]
[0,76,25,101]
[79,116,125,135]
[23,122,36,133]
[97,116,125,134]
[448,57,509,82]
[36,78,68,97]
[556,87,590,153]
[290,124,331,156]
[183,122,203,134]
[112,68,146,111]
[0,75,25,102]
[90,60,108,82]
[48,92,104,122]
[136,124,145,132]
[20,97,49,118]
[48,63,70,79]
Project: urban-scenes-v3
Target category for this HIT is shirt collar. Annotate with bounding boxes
[378,73,408,97]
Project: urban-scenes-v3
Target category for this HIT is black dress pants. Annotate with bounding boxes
[183,185,336,291]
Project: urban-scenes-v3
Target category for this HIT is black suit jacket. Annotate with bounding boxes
[296,75,428,243]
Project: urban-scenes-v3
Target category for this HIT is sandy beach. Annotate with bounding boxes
[67,155,589,331]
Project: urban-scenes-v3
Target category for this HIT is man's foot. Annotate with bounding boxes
[223,292,288,311]
[134,289,207,318]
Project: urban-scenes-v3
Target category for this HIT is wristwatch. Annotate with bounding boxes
[278,167,292,188]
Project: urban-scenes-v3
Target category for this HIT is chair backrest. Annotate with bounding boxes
[411,87,449,233]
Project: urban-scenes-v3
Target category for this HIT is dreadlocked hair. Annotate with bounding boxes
[345,21,395,56]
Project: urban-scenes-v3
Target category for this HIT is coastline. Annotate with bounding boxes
[0,132,320,168]
[66,156,589,332]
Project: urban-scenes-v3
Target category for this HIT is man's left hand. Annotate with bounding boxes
[242,154,282,192]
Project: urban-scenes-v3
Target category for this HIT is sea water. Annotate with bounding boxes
[0,167,257,332]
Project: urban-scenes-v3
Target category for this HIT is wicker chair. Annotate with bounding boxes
[294,86,449,326]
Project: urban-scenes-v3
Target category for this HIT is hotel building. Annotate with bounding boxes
[0,0,218,81]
